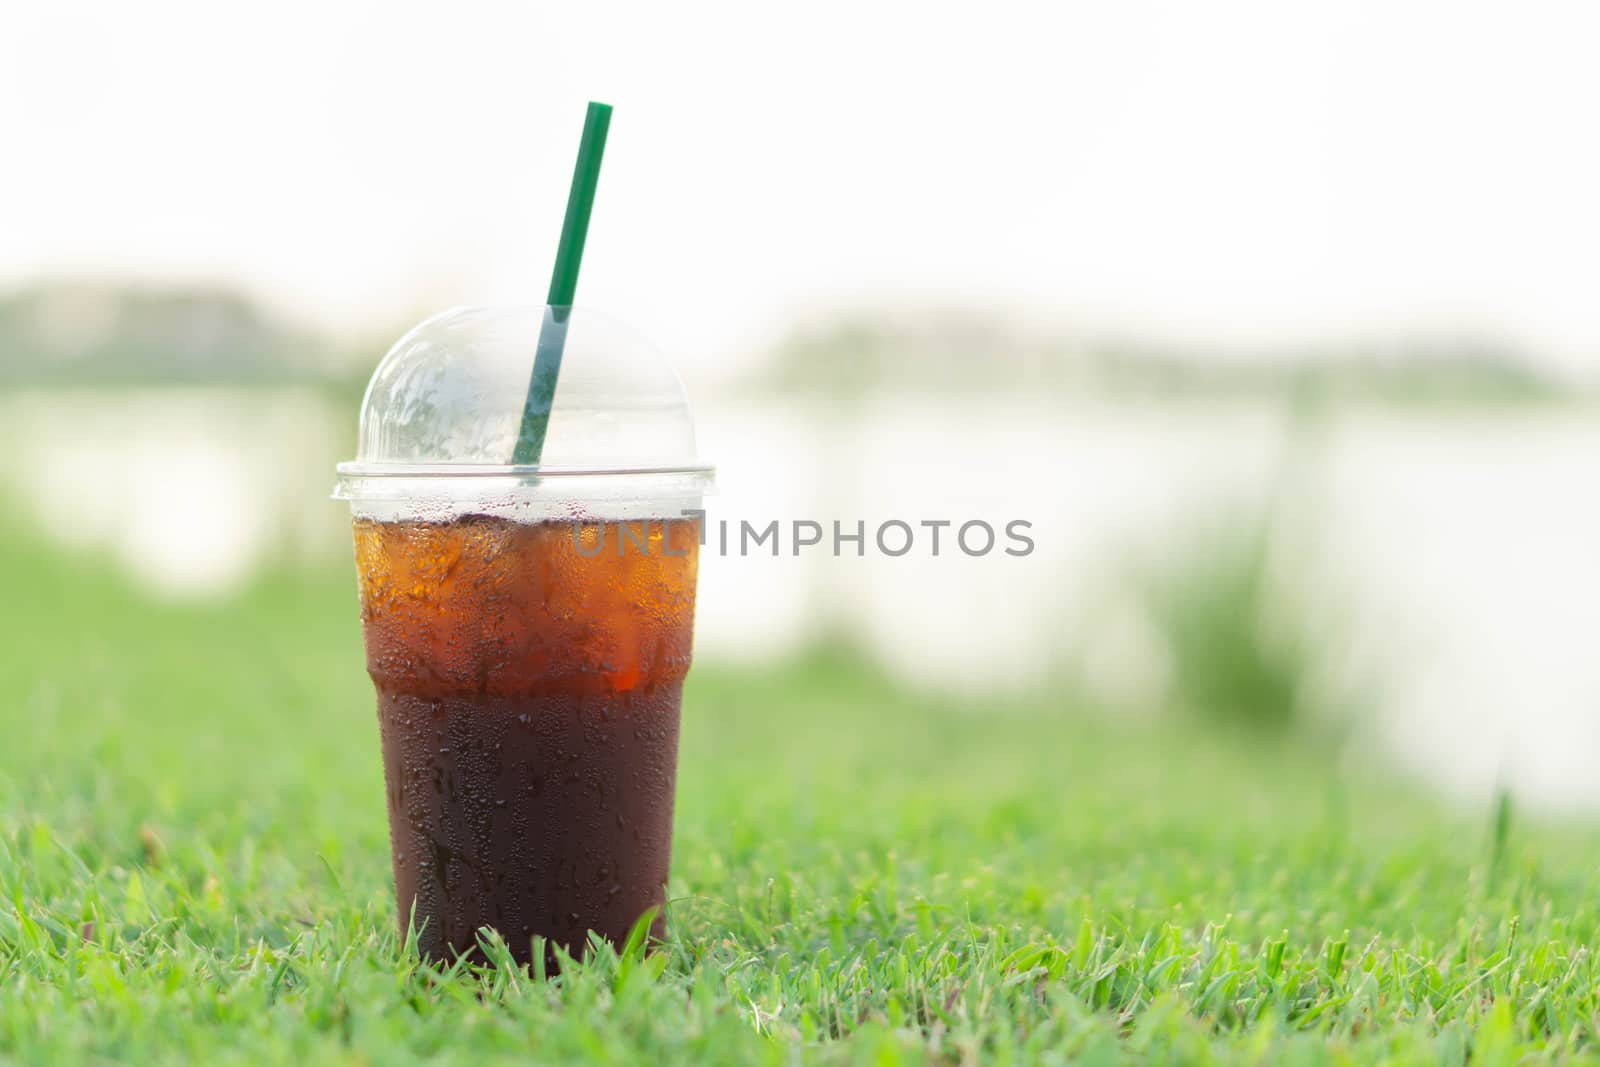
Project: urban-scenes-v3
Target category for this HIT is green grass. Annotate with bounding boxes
[1134,503,1306,734]
[5,527,1600,1064]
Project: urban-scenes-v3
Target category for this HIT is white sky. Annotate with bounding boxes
[4,0,1599,380]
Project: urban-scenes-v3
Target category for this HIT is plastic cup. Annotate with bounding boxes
[334,306,712,968]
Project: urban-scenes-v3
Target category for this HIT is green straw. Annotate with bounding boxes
[512,100,613,466]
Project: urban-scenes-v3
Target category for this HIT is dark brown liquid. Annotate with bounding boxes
[354,514,699,967]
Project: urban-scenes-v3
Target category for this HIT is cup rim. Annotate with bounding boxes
[335,461,715,479]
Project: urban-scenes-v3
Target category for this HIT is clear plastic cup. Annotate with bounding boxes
[335,306,712,968]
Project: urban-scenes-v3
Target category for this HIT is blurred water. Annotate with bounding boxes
[0,389,349,592]
[3,389,1596,810]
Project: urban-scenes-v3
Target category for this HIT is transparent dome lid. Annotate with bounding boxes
[335,306,712,516]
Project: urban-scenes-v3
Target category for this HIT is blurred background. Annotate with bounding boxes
[4,0,1599,808]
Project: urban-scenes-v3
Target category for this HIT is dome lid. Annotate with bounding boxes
[342,304,705,472]
[334,305,711,514]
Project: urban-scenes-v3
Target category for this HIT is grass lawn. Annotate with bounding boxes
[4,526,1600,1065]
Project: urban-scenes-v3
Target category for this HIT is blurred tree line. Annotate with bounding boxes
[0,282,1578,406]
[0,282,368,390]
[762,307,1573,406]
